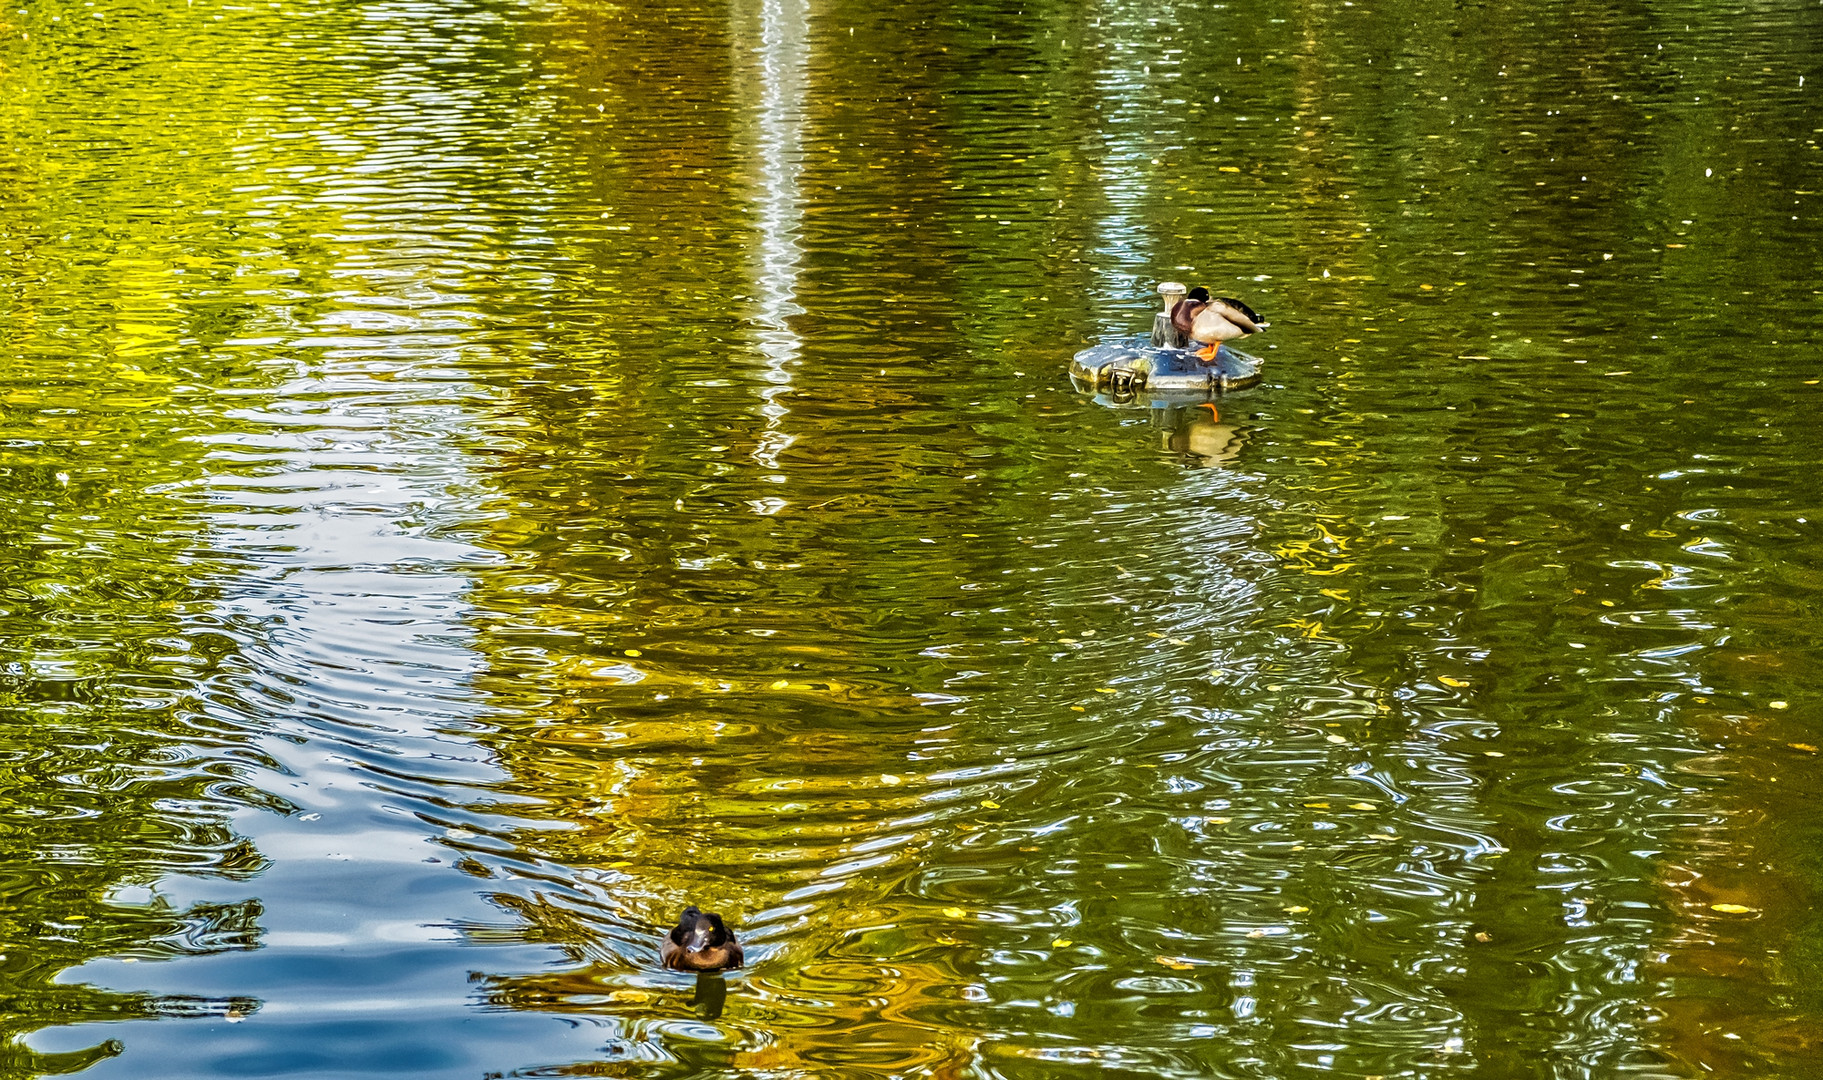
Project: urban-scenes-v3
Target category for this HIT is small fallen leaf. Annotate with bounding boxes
[1218,165,1241,172]
[1348,802,1377,810]
[1474,931,1492,943]
[880,774,902,785]
[1326,734,1347,744]
[769,679,790,689]
[1095,687,1117,694]
[1790,743,1818,753]
[1070,706,1086,712]
[1283,905,1309,914]
[1145,631,1165,638]
[1156,956,1196,969]
[1304,801,1331,809]
[980,799,1000,809]
[1769,700,1789,710]
[1205,816,1232,824]
[943,907,967,918]
[1484,750,1505,757]
[1169,637,1190,645]
[624,648,642,657]
[1710,903,1756,914]
[1051,938,1073,948]
[1439,676,1468,687]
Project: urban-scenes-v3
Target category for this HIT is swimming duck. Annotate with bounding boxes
[1171,286,1267,346]
[660,906,744,972]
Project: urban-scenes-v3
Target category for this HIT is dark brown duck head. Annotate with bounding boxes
[660,906,744,972]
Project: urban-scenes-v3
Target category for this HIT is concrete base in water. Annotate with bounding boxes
[1070,335,1265,401]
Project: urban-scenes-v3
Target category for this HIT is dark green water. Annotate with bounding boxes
[2,0,1822,1074]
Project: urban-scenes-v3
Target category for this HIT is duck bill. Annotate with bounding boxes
[685,927,711,953]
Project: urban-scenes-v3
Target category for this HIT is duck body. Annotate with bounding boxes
[1184,298,1266,344]
[1169,288,1267,347]
[661,906,744,972]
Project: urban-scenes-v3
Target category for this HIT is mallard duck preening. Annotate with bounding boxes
[1171,286,1267,345]
[660,906,744,972]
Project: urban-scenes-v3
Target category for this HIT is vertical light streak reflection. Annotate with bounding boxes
[747,0,809,495]
[1084,0,1167,329]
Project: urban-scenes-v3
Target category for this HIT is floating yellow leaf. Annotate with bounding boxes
[980,800,1000,809]
[1439,676,1468,687]
[943,907,966,918]
[1326,734,1347,744]
[1095,687,1117,694]
[1051,938,1073,948]
[1791,743,1818,753]
[1155,956,1195,970]
[1205,816,1231,824]
[1218,165,1241,172]
[1284,905,1310,914]
[1770,701,1789,710]
[880,774,902,785]
[1145,631,1165,638]
[1304,801,1331,809]
[769,679,790,690]
[1710,904,1756,914]
[1349,802,1377,811]
[1071,706,1086,712]
[624,648,642,657]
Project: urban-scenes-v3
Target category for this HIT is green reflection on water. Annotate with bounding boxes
[3,0,1823,1074]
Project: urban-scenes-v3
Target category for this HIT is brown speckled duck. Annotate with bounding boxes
[660,906,744,972]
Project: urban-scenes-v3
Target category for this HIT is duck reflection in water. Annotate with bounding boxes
[1159,402,1246,466]
[685,971,727,1019]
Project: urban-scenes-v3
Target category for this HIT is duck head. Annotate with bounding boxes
[663,906,744,972]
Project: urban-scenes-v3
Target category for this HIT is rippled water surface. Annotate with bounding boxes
[3,0,1822,1075]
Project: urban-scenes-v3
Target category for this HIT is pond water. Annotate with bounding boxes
[2,0,1822,1075]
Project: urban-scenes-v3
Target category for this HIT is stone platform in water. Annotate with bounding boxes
[1069,335,1265,401]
